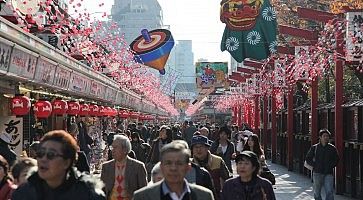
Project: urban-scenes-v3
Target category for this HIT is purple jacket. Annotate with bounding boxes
[221,176,276,200]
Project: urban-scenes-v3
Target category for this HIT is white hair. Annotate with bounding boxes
[113,134,132,153]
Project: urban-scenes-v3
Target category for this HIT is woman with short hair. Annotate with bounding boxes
[221,151,275,200]
[12,130,105,200]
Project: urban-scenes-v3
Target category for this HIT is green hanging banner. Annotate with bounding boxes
[220,0,278,63]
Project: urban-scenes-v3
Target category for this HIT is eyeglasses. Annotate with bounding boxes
[36,149,64,160]
[162,160,187,167]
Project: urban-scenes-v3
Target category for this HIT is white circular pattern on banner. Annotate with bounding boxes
[226,37,240,51]
[137,35,162,49]
[262,7,276,21]
[247,31,261,45]
[269,40,278,53]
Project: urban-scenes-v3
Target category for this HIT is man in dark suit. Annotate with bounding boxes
[101,135,147,199]
[134,142,214,200]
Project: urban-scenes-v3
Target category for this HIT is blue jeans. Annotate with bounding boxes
[313,173,334,200]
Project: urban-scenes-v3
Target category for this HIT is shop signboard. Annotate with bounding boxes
[34,56,56,85]
[69,72,90,94]
[0,37,13,75]
[196,62,228,89]
[53,64,71,89]
[8,45,38,80]
[90,81,106,99]
[105,87,118,102]
[346,11,363,61]
[0,116,23,155]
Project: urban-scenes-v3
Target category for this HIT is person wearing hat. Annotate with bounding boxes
[221,151,276,200]
[191,135,231,199]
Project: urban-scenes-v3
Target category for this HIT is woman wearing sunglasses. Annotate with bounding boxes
[12,130,105,200]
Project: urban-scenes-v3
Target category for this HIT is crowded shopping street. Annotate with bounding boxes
[0,0,362,200]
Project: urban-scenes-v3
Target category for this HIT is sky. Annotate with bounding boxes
[83,0,230,63]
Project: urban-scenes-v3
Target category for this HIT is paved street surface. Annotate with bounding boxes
[268,162,354,200]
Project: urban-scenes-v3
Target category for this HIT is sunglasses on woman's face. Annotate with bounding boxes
[36,149,64,160]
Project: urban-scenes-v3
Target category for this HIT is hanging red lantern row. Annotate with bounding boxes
[110,108,118,117]
[130,111,140,119]
[34,100,52,118]
[79,103,90,116]
[52,98,68,116]
[89,104,99,117]
[67,101,80,116]
[11,94,31,116]
[119,110,129,118]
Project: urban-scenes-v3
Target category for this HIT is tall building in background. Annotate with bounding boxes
[111,0,164,44]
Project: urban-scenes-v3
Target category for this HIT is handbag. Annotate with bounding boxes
[304,145,318,171]
[260,167,276,185]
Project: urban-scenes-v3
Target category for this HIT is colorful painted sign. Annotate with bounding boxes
[196,62,228,89]
[220,0,277,62]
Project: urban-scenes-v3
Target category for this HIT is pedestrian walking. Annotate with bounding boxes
[210,126,236,173]
[0,155,16,199]
[12,130,105,200]
[11,157,37,186]
[221,151,276,200]
[133,142,214,200]
[191,135,231,198]
[100,134,147,199]
[305,129,339,200]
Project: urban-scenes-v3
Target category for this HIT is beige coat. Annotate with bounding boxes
[101,156,148,199]
[133,181,214,200]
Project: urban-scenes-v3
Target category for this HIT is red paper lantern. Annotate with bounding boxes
[79,104,90,116]
[104,106,112,117]
[52,99,68,116]
[11,94,31,116]
[34,100,52,118]
[89,104,99,116]
[130,111,139,119]
[99,106,106,117]
[67,101,80,116]
[118,110,129,118]
[111,108,117,117]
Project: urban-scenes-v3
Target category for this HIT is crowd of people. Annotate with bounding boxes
[0,118,339,200]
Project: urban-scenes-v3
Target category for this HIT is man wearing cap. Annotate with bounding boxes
[191,135,231,199]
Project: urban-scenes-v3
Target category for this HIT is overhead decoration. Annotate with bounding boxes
[89,104,100,117]
[34,100,52,118]
[11,94,31,116]
[220,0,278,62]
[67,101,80,116]
[130,29,175,75]
[52,98,68,116]
[118,110,130,119]
[79,103,90,116]
[196,62,228,89]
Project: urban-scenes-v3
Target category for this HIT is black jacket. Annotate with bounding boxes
[305,143,339,175]
[12,168,105,200]
[76,151,90,173]
[185,162,215,196]
[210,141,235,173]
